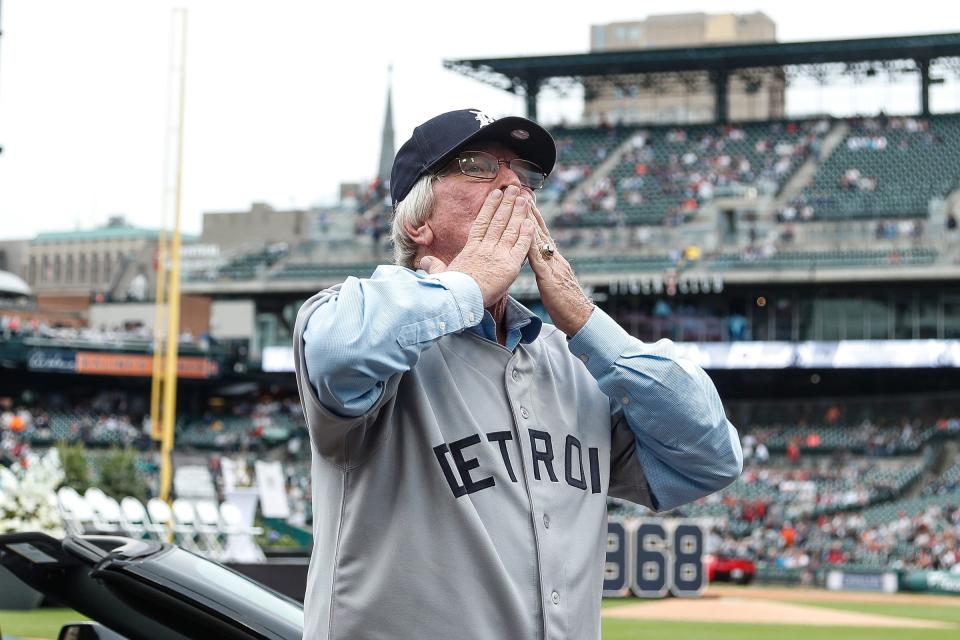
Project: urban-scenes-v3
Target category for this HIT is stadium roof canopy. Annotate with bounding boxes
[34,225,199,244]
[445,32,960,122]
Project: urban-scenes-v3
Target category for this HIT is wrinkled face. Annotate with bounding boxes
[425,141,536,265]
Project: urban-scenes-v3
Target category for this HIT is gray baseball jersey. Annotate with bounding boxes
[293,284,653,640]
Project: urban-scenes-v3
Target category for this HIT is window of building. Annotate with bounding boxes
[917,296,938,339]
[864,294,893,339]
[893,297,917,339]
[944,296,960,339]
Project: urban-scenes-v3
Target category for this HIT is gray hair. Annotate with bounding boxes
[391,175,435,268]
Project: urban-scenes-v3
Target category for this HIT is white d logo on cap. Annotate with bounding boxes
[470,110,496,127]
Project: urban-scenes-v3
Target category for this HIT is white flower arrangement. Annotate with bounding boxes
[0,449,66,537]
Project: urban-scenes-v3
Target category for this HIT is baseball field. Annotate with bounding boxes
[3,585,959,639]
[600,584,960,640]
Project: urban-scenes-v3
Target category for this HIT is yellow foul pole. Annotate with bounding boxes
[149,224,168,441]
[160,7,188,503]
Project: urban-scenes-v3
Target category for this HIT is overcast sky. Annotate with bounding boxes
[1,0,958,241]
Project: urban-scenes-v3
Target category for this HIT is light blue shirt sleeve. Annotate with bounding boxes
[302,265,484,418]
[567,307,743,512]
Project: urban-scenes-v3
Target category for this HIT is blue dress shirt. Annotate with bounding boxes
[302,265,741,511]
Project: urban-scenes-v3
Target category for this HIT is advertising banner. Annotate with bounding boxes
[901,570,960,595]
[826,569,898,593]
[26,350,77,373]
[74,352,220,378]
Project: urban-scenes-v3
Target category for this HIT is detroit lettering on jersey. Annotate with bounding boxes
[432,429,603,498]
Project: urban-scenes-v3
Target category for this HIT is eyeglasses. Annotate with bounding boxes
[435,150,546,190]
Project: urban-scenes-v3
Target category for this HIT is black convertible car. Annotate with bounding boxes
[0,532,304,640]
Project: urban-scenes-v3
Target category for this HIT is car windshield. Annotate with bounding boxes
[193,555,304,627]
[141,547,304,630]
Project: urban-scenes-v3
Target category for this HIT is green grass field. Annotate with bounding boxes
[1,598,958,639]
[602,619,957,640]
[600,595,960,640]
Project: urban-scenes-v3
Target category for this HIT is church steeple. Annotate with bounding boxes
[377,66,395,190]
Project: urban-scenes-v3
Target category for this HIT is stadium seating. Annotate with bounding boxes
[558,119,828,227]
[791,114,960,220]
[186,244,290,282]
[154,113,960,289]
[272,261,379,281]
[541,124,638,204]
[709,248,938,270]
[740,423,935,455]
[677,456,925,536]
[860,491,960,527]
[923,455,960,495]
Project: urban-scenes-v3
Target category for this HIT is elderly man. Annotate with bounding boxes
[293,109,741,640]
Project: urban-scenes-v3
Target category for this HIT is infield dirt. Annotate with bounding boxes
[602,585,960,629]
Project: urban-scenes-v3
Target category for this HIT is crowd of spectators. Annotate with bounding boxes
[5,384,959,575]
[1,391,150,453]
[189,394,307,453]
[539,123,628,205]
[1,313,207,348]
[0,389,308,455]
[778,116,946,223]
[556,121,827,229]
[707,502,960,576]
[689,401,960,576]
[741,418,936,459]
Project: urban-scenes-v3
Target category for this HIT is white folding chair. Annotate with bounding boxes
[84,488,122,533]
[57,487,83,535]
[121,496,165,540]
[171,499,203,553]
[219,501,265,562]
[149,498,198,550]
[57,487,97,535]
[192,500,226,559]
[219,502,263,536]
[73,496,104,533]
[84,487,108,508]
[96,495,138,537]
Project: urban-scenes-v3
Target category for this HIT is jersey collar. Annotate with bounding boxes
[468,296,543,349]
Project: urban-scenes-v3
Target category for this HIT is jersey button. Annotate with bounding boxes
[543,514,550,529]
[512,369,521,382]
[520,406,530,419]
[551,591,560,605]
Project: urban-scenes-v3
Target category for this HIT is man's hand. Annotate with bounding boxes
[419,185,535,308]
[526,202,595,337]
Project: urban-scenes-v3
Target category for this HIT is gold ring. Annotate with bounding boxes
[540,243,555,259]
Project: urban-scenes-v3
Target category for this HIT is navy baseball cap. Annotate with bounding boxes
[390,108,557,207]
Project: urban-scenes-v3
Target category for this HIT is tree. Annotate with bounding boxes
[57,442,92,494]
[98,447,148,502]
